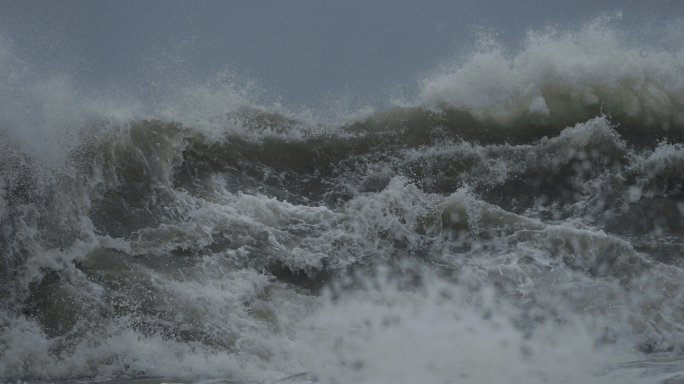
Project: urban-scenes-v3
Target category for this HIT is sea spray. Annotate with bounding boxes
[1,16,684,384]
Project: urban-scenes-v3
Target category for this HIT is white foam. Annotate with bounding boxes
[2,172,683,383]
[4,14,684,384]
[417,15,684,126]
[298,276,638,384]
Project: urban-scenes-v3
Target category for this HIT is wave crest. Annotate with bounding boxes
[418,16,684,131]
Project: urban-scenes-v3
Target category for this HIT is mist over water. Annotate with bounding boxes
[2,3,684,383]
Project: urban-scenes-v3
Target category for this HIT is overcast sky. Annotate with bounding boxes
[1,0,682,109]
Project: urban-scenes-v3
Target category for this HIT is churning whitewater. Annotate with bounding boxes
[3,17,684,384]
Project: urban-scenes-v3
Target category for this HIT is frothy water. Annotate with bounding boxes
[2,16,684,384]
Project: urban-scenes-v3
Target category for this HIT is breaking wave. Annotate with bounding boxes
[2,15,684,384]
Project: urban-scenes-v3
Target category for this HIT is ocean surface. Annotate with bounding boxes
[3,16,684,384]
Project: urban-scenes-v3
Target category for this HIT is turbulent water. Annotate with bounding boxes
[3,17,684,384]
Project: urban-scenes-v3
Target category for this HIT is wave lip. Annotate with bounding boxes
[417,17,684,133]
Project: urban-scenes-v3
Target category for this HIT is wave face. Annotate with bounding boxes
[3,17,684,384]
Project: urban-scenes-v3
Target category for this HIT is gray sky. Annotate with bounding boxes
[1,0,682,109]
